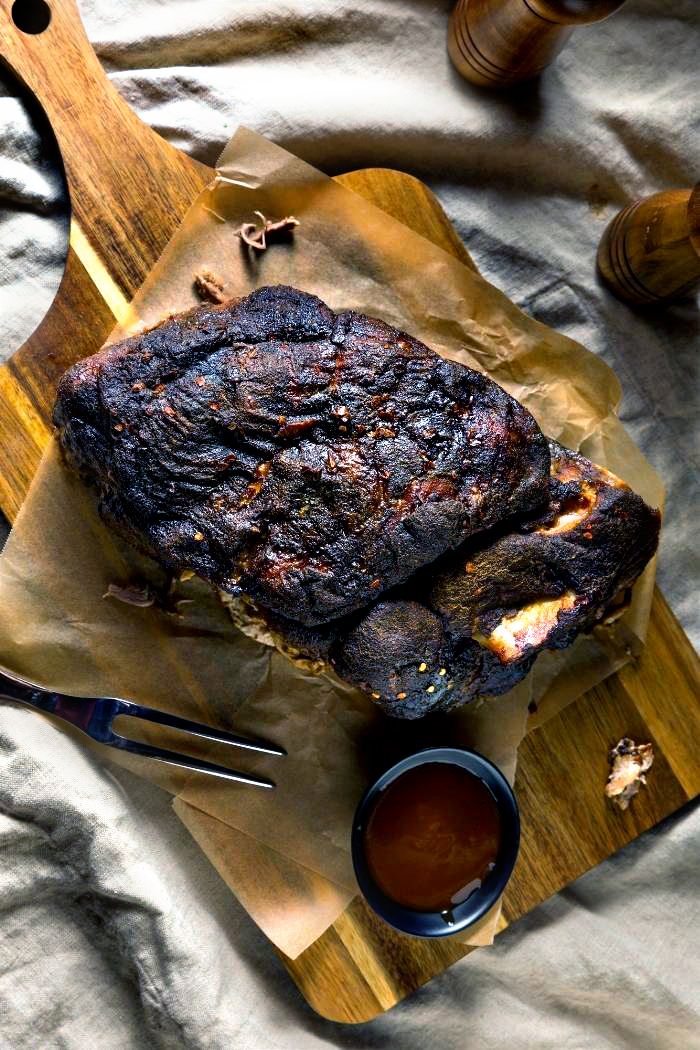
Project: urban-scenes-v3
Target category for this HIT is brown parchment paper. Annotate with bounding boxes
[0,128,663,959]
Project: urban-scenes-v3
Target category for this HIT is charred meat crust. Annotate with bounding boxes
[330,600,536,718]
[53,286,660,720]
[54,285,551,626]
[430,441,661,658]
[237,441,659,718]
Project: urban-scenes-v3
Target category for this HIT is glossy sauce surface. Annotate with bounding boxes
[363,762,501,912]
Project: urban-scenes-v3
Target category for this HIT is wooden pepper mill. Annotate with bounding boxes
[597,184,700,304]
[448,0,627,87]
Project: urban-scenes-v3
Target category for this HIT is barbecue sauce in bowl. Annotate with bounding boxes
[352,748,519,936]
[363,762,500,912]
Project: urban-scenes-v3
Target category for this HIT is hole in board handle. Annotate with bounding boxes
[11,0,52,34]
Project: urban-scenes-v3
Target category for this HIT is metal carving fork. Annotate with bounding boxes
[0,666,285,788]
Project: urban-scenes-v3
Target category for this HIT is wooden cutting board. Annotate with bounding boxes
[1,0,699,1024]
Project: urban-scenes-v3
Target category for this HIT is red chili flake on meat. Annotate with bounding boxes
[132,382,145,393]
[279,418,319,439]
[163,404,175,416]
[195,377,206,387]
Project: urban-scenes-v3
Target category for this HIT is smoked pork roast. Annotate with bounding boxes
[54,286,660,718]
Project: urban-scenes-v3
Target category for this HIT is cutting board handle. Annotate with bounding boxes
[0,0,210,522]
[0,0,209,296]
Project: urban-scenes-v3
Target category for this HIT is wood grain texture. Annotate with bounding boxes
[0,0,698,1024]
[597,184,700,304]
[0,0,209,294]
[282,588,700,1021]
[337,167,478,274]
[447,0,627,87]
[504,590,699,921]
[0,0,210,518]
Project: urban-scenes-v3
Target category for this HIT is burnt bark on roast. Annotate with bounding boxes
[54,285,550,625]
[330,441,660,716]
[220,443,660,718]
[53,287,660,719]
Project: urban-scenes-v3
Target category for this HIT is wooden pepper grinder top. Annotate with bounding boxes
[597,184,700,305]
[448,0,628,87]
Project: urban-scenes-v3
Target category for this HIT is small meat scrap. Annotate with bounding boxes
[103,579,193,618]
[193,271,227,304]
[103,582,156,607]
[238,211,300,251]
[605,737,654,810]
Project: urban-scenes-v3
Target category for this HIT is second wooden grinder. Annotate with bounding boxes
[597,184,700,304]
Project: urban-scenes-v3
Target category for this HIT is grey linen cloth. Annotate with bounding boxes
[0,1,698,1046]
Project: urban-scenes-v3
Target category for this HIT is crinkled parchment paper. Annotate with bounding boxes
[0,129,662,958]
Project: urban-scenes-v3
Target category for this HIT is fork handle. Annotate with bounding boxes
[0,667,56,710]
[0,667,99,732]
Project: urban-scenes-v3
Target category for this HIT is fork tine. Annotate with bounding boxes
[117,700,286,757]
[0,668,283,787]
[110,736,277,788]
